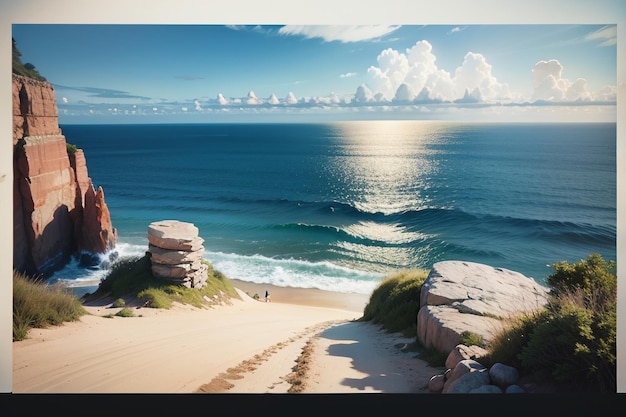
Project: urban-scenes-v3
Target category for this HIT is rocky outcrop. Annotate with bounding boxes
[427,344,541,394]
[13,74,117,276]
[417,261,549,354]
[148,220,208,289]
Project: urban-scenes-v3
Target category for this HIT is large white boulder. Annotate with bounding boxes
[417,261,549,354]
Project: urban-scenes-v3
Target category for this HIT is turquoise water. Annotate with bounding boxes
[50,121,616,295]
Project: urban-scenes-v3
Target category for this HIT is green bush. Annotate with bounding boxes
[111,298,126,308]
[85,253,241,310]
[13,270,86,341]
[115,308,135,318]
[66,143,78,155]
[362,269,428,336]
[459,331,485,348]
[547,253,616,306]
[12,38,46,81]
[485,253,616,392]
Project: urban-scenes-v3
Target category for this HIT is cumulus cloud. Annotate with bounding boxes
[531,59,593,101]
[285,92,298,104]
[268,93,280,105]
[217,93,229,105]
[246,90,261,105]
[393,83,415,102]
[278,25,401,43]
[361,40,509,104]
[454,52,511,100]
[340,72,357,78]
[354,84,374,103]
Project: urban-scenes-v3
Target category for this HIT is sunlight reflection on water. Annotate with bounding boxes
[328,120,451,215]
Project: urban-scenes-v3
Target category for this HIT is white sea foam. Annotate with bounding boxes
[205,251,383,295]
[50,240,383,296]
[49,242,148,294]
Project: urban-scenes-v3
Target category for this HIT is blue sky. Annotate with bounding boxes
[12,22,618,124]
[4,0,620,123]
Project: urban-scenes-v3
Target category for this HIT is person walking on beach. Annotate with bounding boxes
[265,290,271,303]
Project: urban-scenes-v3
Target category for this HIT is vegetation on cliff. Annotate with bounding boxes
[12,38,46,81]
[83,252,240,309]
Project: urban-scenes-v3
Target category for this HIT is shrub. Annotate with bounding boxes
[547,253,616,306]
[111,298,126,308]
[518,292,616,391]
[115,308,135,318]
[13,270,86,341]
[91,253,157,298]
[484,253,616,392]
[362,269,428,336]
[85,253,241,310]
[459,331,485,348]
[66,142,78,155]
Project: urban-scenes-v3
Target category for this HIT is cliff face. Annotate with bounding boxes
[12,74,117,276]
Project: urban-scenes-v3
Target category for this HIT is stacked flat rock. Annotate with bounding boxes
[147,220,208,289]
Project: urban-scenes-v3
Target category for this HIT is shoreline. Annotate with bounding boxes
[228,278,370,314]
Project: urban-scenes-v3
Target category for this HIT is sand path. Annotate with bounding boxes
[12,287,439,394]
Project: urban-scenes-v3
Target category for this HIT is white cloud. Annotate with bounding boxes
[278,25,401,43]
[268,93,280,105]
[594,85,617,102]
[340,72,357,78]
[246,90,261,105]
[354,84,374,103]
[194,99,202,111]
[449,26,466,34]
[453,52,510,100]
[363,40,507,104]
[531,59,595,102]
[286,92,298,104]
[584,25,617,47]
[217,93,228,105]
[393,83,414,101]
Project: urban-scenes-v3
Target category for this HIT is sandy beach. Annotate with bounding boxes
[12,280,440,395]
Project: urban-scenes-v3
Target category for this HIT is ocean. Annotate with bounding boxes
[48,121,617,297]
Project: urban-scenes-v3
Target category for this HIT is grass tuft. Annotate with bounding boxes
[83,253,241,310]
[13,270,86,341]
[361,269,428,336]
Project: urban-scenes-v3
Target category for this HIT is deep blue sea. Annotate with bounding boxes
[49,121,617,296]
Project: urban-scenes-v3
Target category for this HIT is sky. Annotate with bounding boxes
[11,22,619,124]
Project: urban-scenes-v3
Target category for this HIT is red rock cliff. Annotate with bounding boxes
[13,74,117,276]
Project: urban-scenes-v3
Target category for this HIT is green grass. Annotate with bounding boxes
[111,298,126,308]
[115,308,135,318]
[14,253,241,341]
[361,269,429,336]
[83,252,241,310]
[13,270,87,341]
[66,142,78,155]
